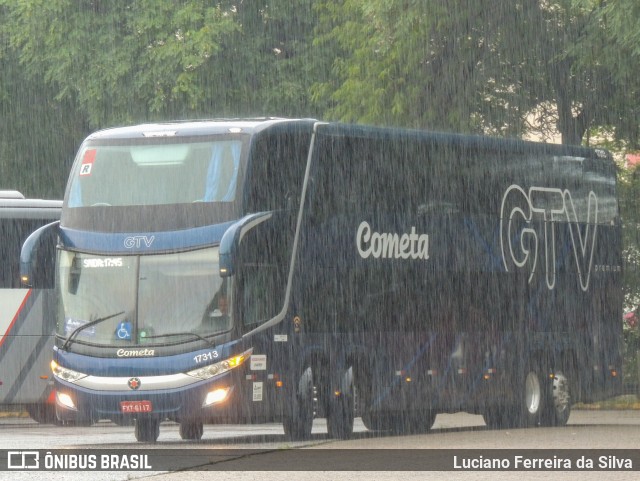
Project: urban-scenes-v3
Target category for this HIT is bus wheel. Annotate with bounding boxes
[283,366,314,441]
[327,367,355,439]
[542,369,571,427]
[484,363,545,429]
[179,420,204,440]
[135,418,160,443]
[520,363,544,427]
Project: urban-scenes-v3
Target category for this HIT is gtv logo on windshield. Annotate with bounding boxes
[124,235,155,249]
[500,185,598,291]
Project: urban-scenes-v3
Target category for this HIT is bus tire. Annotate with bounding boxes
[542,368,571,427]
[135,418,160,442]
[326,367,355,439]
[520,362,545,427]
[179,420,204,440]
[483,362,544,429]
[283,366,314,441]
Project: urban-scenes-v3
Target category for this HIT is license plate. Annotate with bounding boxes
[120,400,153,413]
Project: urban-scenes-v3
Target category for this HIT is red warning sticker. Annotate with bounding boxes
[80,149,97,176]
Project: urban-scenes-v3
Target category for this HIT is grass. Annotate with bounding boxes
[574,394,640,410]
[0,410,29,418]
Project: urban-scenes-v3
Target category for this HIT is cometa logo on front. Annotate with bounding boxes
[116,348,156,357]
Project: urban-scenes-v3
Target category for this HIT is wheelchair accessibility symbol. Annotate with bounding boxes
[116,321,132,340]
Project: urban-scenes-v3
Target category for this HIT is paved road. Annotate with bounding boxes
[1,410,639,481]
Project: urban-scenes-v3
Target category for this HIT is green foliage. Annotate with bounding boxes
[0,0,320,128]
[619,168,640,309]
[312,0,640,147]
[624,320,640,388]
[621,167,640,386]
[1,0,237,126]
[0,46,84,198]
[312,0,525,132]
[2,1,638,141]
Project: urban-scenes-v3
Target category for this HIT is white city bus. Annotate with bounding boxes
[1,191,61,422]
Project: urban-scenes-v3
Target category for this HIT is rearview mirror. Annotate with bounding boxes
[20,221,60,288]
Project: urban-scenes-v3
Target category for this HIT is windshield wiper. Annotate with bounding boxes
[142,331,217,349]
[61,311,126,351]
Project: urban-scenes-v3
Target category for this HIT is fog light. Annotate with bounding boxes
[204,387,230,406]
[56,391,76,410]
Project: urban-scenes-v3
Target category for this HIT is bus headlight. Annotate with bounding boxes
[50,360,88,383]
[186,348,253,380]
[56,391,77,410]
[203,387,231,406]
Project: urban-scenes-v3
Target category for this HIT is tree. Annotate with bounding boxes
[312,0,640,146]
[0,46,85,197]
[0,0,320,129]
[312,0,533,134]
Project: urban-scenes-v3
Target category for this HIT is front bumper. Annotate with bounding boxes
[54,369,243,423]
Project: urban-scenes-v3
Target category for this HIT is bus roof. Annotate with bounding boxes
[0,198,62,208]
[0,190,25,199]
[0,198,62,219]
[82,118,610,161]
[316,122,611,160]
[85,118,318,141]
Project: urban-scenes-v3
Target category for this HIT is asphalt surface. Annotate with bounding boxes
[1,410,639,481]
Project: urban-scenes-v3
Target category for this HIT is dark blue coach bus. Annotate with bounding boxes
[21,119,622,441]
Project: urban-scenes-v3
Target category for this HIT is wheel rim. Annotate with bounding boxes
[525,371,541,414]
[552,371,570,413]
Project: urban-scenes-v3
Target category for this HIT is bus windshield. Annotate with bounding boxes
[67,139,243,207]
[57,247,231,347]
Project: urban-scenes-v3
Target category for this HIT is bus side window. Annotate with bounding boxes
[0,219,18,288]
[245,131,309,213]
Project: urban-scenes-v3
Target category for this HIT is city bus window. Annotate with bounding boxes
[0,218,56,288]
